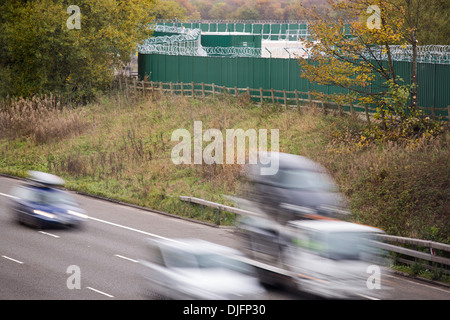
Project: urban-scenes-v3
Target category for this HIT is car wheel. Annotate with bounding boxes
[31,218,43,230]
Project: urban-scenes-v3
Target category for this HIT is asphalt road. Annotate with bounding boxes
[0,175,449,300]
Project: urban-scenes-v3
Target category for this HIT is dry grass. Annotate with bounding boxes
[0,95,88,144]
[0,89,448,241]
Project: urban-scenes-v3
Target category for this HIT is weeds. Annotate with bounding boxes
[0,88,448,240]
[0,95,88,143]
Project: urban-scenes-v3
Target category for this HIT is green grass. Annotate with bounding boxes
[1,90,449,243]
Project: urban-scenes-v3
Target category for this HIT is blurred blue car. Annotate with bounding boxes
[9,171,88,229]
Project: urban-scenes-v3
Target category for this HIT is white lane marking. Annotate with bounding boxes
[86,287,114,298]
[6,189,446,297]
[87,216,183,244]
[114,254,138,263]
[38,231,60,238]
[2,255,24,264]
[0,190,181,244]
[1,191,181,244]
[0,192,18,199]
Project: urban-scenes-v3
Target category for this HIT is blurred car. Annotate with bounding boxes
[9,171,88,229]
[282,220,391,299]
[140,238,266,300]
[245,152,349,224]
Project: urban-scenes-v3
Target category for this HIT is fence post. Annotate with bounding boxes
[448,106,450,121]
[235,86,238,98]
[308,91,312,106]
[191,82,195,97]
[202,82,205,97]
[170,82,173,95]
[295,89,299,112]
[271,88,275,104]
[260,88,263,104]
[283,89,287,107]
[181,82,184,97]
[212,83,215,98]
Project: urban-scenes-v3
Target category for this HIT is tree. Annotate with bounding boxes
[232,4,260,20]
[208,2,234,20]
[298,0,445,136]
[152,0,188,20]
[416,0,450,45]
[0,0,155,101]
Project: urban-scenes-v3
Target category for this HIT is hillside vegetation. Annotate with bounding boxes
[0,89,448,243]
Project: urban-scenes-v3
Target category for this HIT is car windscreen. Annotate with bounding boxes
[196,254,254,275]
[164,248,253,274]
[33,188,78,206]
[324,232,377,260]
[278,169,338,192]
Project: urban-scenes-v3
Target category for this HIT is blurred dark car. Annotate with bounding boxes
[9,171,88,229]
[245,152,349,224]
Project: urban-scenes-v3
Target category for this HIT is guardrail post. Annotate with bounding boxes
[215,208,221,225]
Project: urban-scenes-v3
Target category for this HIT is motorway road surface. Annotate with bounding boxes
[0,176,449,300]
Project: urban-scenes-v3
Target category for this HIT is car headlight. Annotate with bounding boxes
[67,210,88,219]
[33,210,55,219]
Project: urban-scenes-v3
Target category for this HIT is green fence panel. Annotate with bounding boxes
[138,53,449,114]
[428,63,450,117]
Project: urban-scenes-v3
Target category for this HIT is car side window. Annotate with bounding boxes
[162,247,197,268]
[12,186,36,202]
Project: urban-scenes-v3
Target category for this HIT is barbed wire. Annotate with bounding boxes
[365,45,450,64]
[140,24,450,64]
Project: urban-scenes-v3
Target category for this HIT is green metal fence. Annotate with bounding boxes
[138,53,450,118]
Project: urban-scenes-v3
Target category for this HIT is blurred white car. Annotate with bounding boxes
[283,220,391,299]
[140,238,266,300]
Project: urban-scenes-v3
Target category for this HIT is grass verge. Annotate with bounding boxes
[0,89,448,244]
